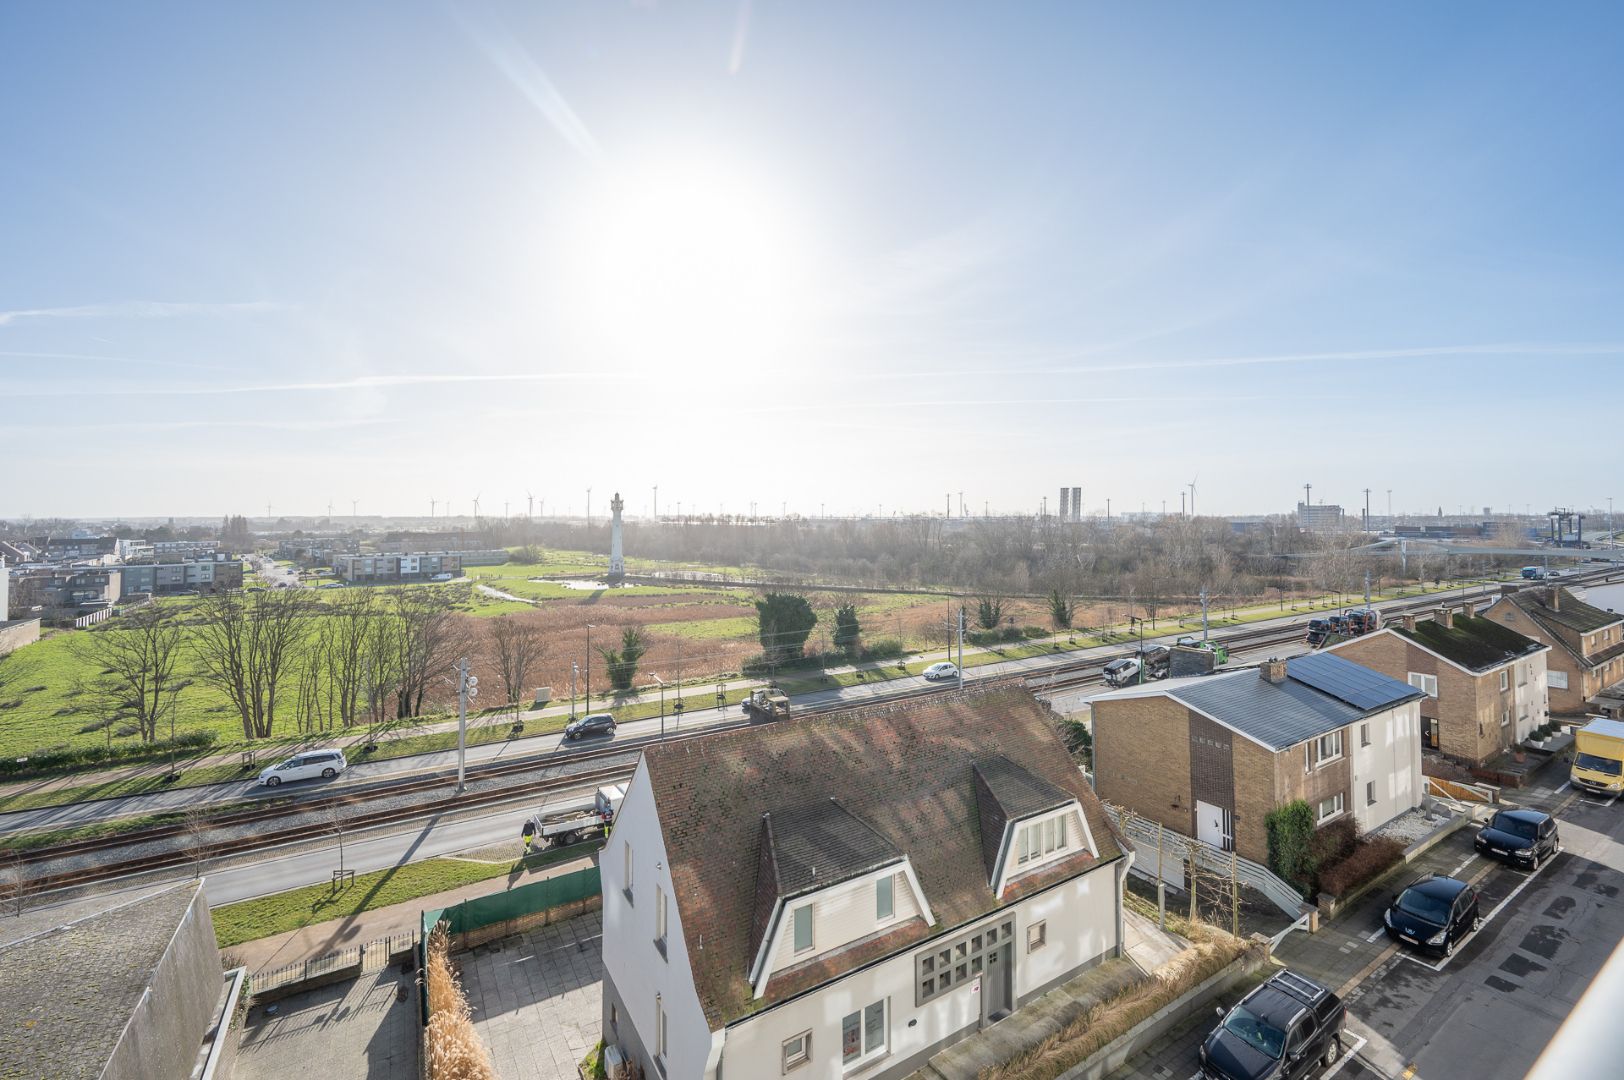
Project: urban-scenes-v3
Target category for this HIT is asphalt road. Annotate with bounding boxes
[1109,768,1624,1080]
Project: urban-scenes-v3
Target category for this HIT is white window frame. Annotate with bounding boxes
[1501,707,1510,728]
[1408,672,1438,698]
[1366,780,1376,806]
[623,841,634,903]
[1360,723,1370,748]
[782,1030,811,1073]
[1499,669,1510,692]
[876,874,895,922]
[792,904,814,954]
[841,998,888,1068]
[655,993,668,1061]
[1317,792,1345,823]
[1015,812,1070,867]
[655,883,668,948]
[1550,669,1569,690]
[1314,730,1343,767]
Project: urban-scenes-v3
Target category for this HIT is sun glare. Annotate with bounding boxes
[566,161,809,378]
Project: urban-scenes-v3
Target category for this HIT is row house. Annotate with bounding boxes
[1481,585,1624,715]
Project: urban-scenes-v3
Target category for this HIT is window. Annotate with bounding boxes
[917,920,1014,1004]
[792,904,813,954]
[1314,731,1343,766]
[1366,781,1376,806]
[623,842,634,904]
[782,1031,811,1072]
[655,994,668,1064]
[1500,670,1510,691]
[1016,814,1069,866]
[876,875,895,921]
[1550,670,1569,690]
[655,884,668,956]
[1360,723,1370,748]
[1501,708,1510,728]
[1408,673,1438,698]
[1317,793,1345,822]
[842,1000,887,1066]
[1027,921,1047,952]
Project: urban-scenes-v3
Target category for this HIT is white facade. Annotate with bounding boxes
[1512,650,1551,743]
[1346,700,1423,833]
[602,760,1124,1080]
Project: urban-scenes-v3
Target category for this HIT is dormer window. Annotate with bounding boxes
[876,875,895,921]
[1016,815,1067,865]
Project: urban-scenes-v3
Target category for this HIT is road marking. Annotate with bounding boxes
[1445,853,1478,878]
[1555,780,1571,794]
[1402,1064,1418,1079]
[1323,1034,1369,1078]
[1394,848,1559,972]
[1363,925,1387,943]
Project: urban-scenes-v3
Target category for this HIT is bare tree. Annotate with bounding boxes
[488,616,546,721]
[392,586,468,719]
[181,804,213,878]
[76,606,187,744]
[0,848,32,917]
[191,590,314,740]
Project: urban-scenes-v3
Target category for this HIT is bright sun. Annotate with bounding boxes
[566,160,810,378]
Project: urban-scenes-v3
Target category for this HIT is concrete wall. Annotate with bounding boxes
[0,618,40,657]
[1349,702,1423,832]
[103,886,224,1080]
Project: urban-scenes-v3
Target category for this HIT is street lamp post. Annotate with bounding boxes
[1128,616,1145,684]
[455,657,477,794]
[570,662,579,721]
[585,624,596,717]
[651,674,666,739]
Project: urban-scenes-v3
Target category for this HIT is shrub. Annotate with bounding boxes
[424,924,497,1080]
[1308,816,1358,869]
[0,729,218,777]
[1318,835,1405,898]
[1265,800,1317,893]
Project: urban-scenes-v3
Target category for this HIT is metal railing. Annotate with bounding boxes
[244,932,418,997]
[1106,805,1307,917]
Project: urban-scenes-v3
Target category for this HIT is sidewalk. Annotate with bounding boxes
[226,847,600,974]
[2,574,1519,804]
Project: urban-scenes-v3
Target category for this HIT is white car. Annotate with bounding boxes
[258,749,348,787]
[923,662,959,681]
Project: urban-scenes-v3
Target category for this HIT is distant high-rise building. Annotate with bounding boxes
[1058,487,1070,521]
[1071,487,1082,521]
[1297,502,1346,533]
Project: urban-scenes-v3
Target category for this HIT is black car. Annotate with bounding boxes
[564,713,617,741]
[1199,970,1345,1080]
[1474,808,1559,869]
[1385,874,1480,956]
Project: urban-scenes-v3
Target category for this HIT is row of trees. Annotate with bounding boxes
[76,586,557,746]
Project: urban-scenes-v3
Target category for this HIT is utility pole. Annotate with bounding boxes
[1387,490,1393,522]
[585,624,596,716]
[430,498,437,519]
[1189,481,1197,517]
[958,492,964,517]
[1364,570,1372,605]
[1182,491,1186,517]
[587,488,592,526]
[455,657,476,793]
[351,499,358,522]
[957,607,966,690]
[1363,488,1372,533]
[653,485,658,519]
[1304,482,1311,509]
[946,493,951,518]
[1200,589,1210,641]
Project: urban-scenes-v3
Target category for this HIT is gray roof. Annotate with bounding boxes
[0,882,200,1080]
[973,756,1074,821]
[1165,654,1424,751]
[761,799,902,901]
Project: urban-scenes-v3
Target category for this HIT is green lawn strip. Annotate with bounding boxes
[0,760,256,814]
[213,843,595,948]
[0,801,266,852]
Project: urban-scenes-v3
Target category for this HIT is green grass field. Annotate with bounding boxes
[213,843,594,948]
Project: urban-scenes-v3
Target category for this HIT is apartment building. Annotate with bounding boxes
[118,558,244,597]
[333,552,462,583]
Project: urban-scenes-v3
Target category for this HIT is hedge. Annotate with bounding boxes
[1317,835,1405,898]
[0,729,219,777]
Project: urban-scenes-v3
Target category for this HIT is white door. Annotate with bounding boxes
[1196,800,1233,850]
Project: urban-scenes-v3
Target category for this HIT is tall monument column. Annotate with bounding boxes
[608,492,625,583]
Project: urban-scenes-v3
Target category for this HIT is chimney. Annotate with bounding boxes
[1260,658,1289,684]
[1460,600,1476,620]
[1548,586,1561,611]
[1437,607,1454,630]
[1401,613,1418,632]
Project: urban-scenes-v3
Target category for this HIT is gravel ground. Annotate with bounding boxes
[26,749,642,898]
[1374,806,1454,846]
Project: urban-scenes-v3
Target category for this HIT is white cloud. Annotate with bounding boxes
[0,300,283,328]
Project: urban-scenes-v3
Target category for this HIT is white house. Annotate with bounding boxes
[599,681,1130,1080]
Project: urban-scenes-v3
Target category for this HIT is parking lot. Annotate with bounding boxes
[1108,776,1624,1080]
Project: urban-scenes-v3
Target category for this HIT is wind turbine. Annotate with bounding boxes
[1188,476,1198,518]
[430,497,437,519]
[472,493,482,523]
[326,500,334,521]
[350,499,358,521]
[526,491,534,520]
[503,500,509,520]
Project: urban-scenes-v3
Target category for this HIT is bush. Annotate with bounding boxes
[1265,800,1317,893]
[1308,816,1358,868]
[424,925,497,1080]
[1318,835,1405,898]
[0,729,218,777]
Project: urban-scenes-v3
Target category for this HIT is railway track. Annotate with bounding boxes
[16,570,1616,894]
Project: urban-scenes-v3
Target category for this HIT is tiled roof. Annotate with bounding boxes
[1511,587,1622,635]
[972,757,1075,883]
[749,801,903,964]
[1395,616,1547,673]
[642,681,1123,1028]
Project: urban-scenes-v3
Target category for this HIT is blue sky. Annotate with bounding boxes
[4,2,1623,520]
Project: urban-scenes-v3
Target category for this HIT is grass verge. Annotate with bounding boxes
[213,843,596,948]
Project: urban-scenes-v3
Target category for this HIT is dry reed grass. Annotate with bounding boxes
[425,924,499,1080]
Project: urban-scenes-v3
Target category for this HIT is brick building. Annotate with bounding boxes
[1092,654,1424,866]
[1326,604,1549,765]
[333,552,462,583]
[1480,585,1624,716]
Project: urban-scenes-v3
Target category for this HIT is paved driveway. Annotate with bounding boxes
[461,912,604,1079]
[237,969,419,1080]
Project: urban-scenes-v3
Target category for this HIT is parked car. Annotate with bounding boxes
[1199,969,1345,1080]
[258,749,348,787]
[1102,657,1141,687]
[1384,874,1480,956]
[1474,808,1559,869]
[922,661,959,681]
[1176,635,1201,648]
[564,713,617,741]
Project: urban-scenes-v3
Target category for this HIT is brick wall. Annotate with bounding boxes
[1092,696,1194,839]
[1330,632,1511,765]
[1482,598,1589,714]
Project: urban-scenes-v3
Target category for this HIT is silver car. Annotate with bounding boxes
[258,749,348,787]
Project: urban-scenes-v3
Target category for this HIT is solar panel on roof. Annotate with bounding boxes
[1287,653,1417,711]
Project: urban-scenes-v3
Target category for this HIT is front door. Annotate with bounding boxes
[1196,800,1233,850]
[1426,717,1440,750]
[983,942,1013,1021]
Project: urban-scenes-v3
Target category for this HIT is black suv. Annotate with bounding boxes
[564,712,617,742]
[1385,874,1480,956]
[1200,970,1345,1080]
[1474,808,1559,869]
